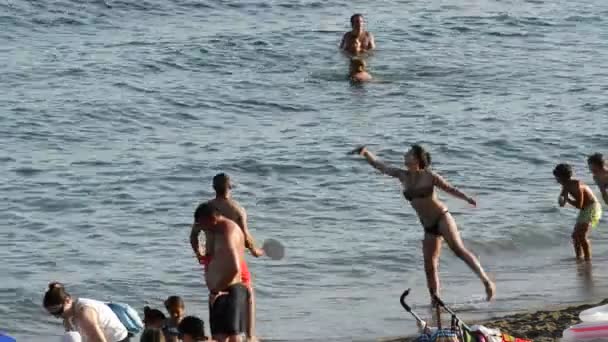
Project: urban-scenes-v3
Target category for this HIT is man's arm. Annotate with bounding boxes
[236,209,264,257]
[367,32,376,50]
[339,32,348,49]
[77,307,107,342]
[190,223,205,259]
[209,226,240,293]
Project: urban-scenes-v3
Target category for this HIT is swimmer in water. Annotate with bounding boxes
[588,153,608,205]
[349,58,372,83]
[351,145,496,302]
[340,14,375,54]
[554,163,602,262]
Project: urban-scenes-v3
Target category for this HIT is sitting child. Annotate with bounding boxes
[178,316,209,342]
[163,296,185,342]
[143,306,167,329]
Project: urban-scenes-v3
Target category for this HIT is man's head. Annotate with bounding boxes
[350,13,364,30]
[178,316,207,342]
[553,163,573,185]
[212,173,232,196]
[194,202,220,228]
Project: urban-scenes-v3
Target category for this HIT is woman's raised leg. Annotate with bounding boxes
[439,213,495,301]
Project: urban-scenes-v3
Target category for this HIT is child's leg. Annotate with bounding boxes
[246,285,257,341]
[572,226,583,260]
[577,223,592,261]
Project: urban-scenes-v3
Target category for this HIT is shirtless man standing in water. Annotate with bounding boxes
[340,14,376,54]
[190,173,263,342]
[194,202,247,342]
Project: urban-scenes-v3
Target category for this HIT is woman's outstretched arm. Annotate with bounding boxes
[351,146,402,178]
[432,171,476,206]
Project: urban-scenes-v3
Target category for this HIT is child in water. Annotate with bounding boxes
[163,296,185,342]
[554,163,602,261]
[588,153,608,205]
[349,58,372,83]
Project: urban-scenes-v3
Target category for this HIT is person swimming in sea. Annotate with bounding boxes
[554,163,602,262]
[340,14,375,55]
[349,58,372,83]
[351,144,496,302]
[588,153,608,205]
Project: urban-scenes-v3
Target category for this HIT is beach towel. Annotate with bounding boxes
[500,333,532,342]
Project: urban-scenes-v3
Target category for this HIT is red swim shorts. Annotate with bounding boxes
[199,255,252,287]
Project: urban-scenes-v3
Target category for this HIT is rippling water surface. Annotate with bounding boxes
[2,0,608,340]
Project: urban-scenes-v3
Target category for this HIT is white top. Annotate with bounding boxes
[71,298,128,342]
[62,331,82,342]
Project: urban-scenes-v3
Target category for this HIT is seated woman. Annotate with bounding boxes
[43,282,130,342]
[349,58,372,83]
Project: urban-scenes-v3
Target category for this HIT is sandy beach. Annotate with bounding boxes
[383,298,608,342]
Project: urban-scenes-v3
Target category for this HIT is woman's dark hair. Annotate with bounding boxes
[143,306,166,324]
[140,328,166,342]
[411,144,431,169]
[588,153,605,168]
[164,296,184,310]
[178,316,206,340]
[553,163,573,180]
[43,282,70,307]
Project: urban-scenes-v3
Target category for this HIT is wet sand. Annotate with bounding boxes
[382,298,608,342]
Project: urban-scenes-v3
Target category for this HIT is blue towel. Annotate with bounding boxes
[0,332,16,342]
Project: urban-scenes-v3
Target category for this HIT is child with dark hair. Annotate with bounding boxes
[143,306,166,329]
[554,163,602,261]
[178,316,208,342]
[588,153,608,205]
[163,296,185,342]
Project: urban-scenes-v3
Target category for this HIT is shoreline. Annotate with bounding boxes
[380,298,608,342]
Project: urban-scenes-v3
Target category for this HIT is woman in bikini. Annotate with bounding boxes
[351,144,495,302]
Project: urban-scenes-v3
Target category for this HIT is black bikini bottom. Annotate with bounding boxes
[423,210,449,236]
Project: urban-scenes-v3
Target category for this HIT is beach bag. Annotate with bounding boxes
[415,333,433,342]
[432,329,460,342]
[106,302,144,335]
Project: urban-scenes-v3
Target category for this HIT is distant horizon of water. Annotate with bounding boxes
[2,0,608,340]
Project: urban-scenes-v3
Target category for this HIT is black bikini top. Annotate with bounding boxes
[403,186,434,202]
